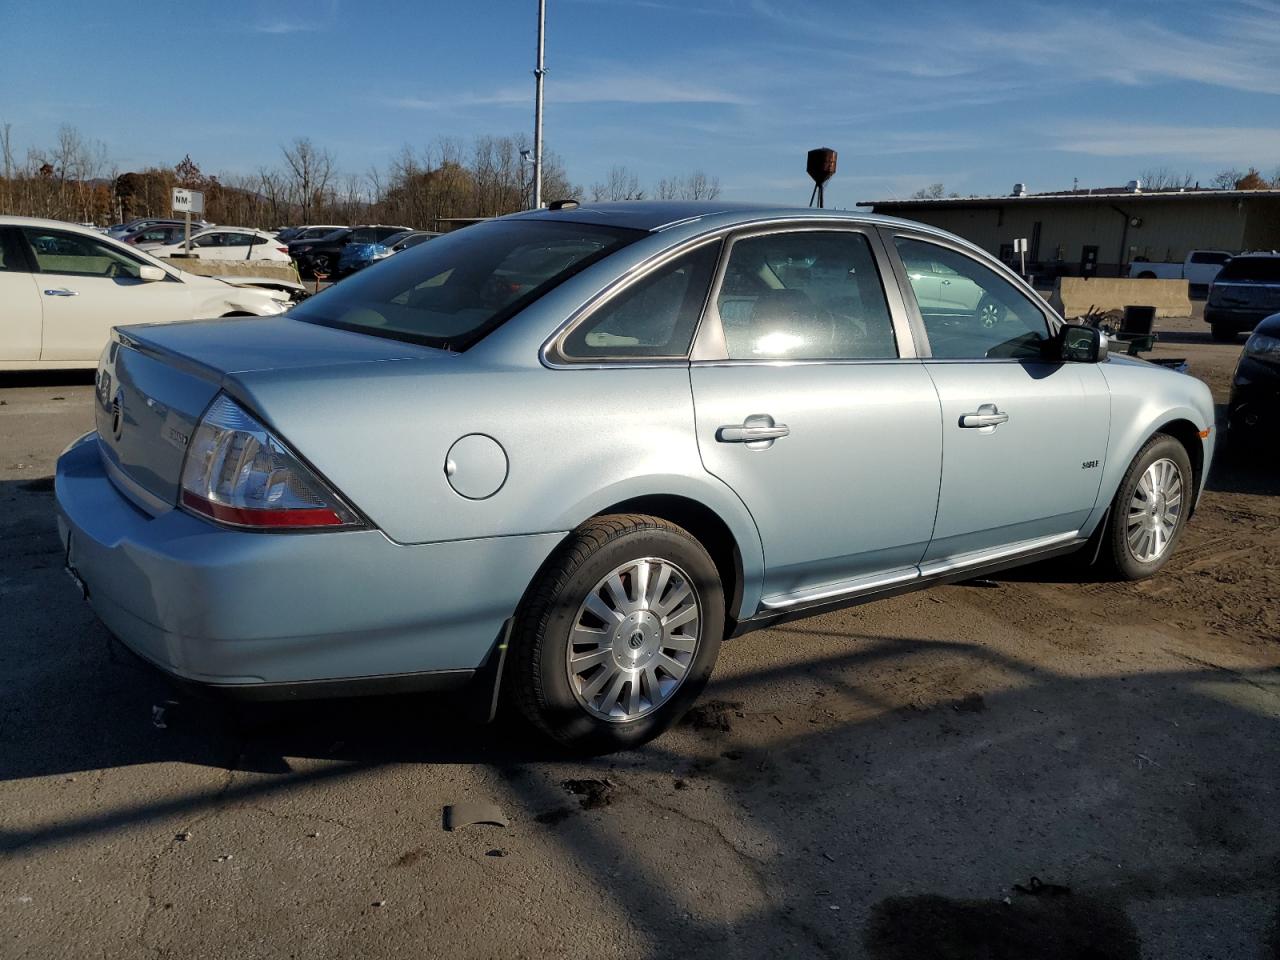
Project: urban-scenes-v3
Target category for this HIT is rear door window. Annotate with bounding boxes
[716,230,897,360]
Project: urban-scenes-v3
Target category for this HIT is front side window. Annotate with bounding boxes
[21,228,145,279]
[716,230,897,360]
[290,219,643,350]
[895,237,1050,360]
[559,242,721,361]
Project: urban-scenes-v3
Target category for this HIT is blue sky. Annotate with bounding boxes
[3,0,1278,205]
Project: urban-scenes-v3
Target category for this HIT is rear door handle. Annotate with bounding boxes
[717,414,790,448]
[960,403,1009,429]
[43,288,79,296]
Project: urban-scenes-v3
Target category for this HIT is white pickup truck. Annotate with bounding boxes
[1129,250,1232,288]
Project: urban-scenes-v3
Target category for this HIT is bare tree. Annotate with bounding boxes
[1210,169,1244,190]
[911,183,946,199]
[281,137,335,223]
[682,170,720,200]
[1138,167,1194,191]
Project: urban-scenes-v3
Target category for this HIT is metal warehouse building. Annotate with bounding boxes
[859,186,1280,279]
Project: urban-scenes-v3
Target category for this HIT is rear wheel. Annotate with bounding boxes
[1102,434,1193,580]
[507,515,723,752]
[1210,324,1237,342]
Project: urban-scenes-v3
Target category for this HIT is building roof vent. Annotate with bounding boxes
[1126,179,1142,193]
[1012,182,1027,197]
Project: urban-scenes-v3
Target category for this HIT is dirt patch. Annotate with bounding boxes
[562,778,615,810]
[681,699,743,733]
[864,892,1140,960]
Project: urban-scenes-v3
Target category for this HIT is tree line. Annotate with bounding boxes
[0,123,720,229]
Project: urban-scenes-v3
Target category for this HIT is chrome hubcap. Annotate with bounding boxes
[979,302,1001,327]
[566,557,701,722]
[1126,458,1183,562]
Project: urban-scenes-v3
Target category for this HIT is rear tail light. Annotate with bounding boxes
[276,246,289,254]
[179,394,362,531]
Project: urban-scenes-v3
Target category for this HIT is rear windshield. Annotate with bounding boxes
[290,219,643,350]
[1217,257,1280,282]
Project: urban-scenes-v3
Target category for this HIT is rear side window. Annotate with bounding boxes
[1217,257,1280,281]
[716,230,897,360]
[559,242,721,361]
[1189,251,1230,265]
[290,219,643,350]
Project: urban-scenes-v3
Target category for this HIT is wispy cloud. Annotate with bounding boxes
[253,20,324,34]
[1053,123,1280,163]
[390,67,751,111]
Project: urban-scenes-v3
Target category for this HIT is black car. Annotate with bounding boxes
[1228,310,1280,440]
[1206,254,1280,341]
[287,225,410,278]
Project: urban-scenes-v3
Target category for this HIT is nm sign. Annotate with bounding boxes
[171,188,205,215]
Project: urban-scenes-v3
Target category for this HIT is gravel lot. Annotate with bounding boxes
[2,310,1277,959]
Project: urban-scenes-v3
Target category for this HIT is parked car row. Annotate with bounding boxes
[0,216,301,370]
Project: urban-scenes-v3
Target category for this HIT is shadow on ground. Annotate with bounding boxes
[3,464,1279,957]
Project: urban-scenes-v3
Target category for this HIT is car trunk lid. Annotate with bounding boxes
[95,316,451,511]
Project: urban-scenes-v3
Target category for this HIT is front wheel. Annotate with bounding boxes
[1102,434,1193,580]
[507,515,724,752]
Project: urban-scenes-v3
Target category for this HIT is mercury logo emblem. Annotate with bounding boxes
[628,631,645,650]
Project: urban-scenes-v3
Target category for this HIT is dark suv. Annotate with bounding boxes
[1206,254,1280,341]
[288,225,411,278]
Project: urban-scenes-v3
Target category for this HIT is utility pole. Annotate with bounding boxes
[532,0,546,209]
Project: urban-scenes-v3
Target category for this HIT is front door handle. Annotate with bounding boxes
[717,414,790,448]
[960,403,1009,430]
[44,287,79,296]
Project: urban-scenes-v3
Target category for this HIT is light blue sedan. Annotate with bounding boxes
[55,202,1215,750]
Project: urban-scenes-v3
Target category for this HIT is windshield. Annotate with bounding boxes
[1217,257,1280,282]
[378,230,413,248]
[290,219,643,350]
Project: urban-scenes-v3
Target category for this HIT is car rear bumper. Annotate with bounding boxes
[55,433,562,697]
[1205,306,1272,330]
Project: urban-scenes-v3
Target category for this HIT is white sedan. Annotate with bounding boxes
[148,227,292,262]
[0,217,296,370]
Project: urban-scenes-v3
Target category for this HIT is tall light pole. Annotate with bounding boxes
[532,0,546,209]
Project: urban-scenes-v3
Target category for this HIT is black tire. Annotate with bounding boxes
[507,514,724,752]
[309,253,334,278]
[1101,433,1193,580]
[1210,324,1237,342]
[1136,271,1157,280]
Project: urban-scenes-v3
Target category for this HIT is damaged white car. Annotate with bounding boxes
[0,216,304,371]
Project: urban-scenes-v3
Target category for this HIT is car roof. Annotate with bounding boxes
[508,200,934,234]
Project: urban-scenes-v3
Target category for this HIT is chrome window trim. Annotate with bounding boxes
[691,223,919,363]
[878,225,1064,361]
[539,214,964,371]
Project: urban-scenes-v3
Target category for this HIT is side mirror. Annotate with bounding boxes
[138,265,166,283]
[1061,324,1108,363]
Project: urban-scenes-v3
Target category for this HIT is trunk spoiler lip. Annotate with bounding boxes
[111,323,456,381]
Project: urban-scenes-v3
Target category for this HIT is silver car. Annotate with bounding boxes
[55,202,1215,751]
